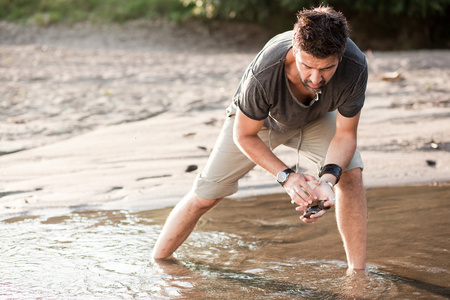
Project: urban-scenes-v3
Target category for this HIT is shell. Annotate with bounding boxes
[303,200,330,218]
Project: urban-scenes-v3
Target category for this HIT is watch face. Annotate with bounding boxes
[277,172,287,183]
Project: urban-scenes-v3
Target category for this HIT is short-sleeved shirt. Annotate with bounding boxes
[228,31,368,132]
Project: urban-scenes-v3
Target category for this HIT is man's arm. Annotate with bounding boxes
[303,110,362,221]
[233,108,318,207]
[321,110,361,183]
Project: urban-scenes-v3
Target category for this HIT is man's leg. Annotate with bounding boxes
[152,192,221,260]
[152,110,299,260]
[152,113,253,260]
[286,111,367,270]
[335,167,367,272]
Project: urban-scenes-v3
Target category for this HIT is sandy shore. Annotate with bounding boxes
[1,21,449,218]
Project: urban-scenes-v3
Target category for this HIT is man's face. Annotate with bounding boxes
[295,50,340,94]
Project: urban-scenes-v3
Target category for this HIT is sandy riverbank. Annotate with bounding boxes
[0,20,449,218]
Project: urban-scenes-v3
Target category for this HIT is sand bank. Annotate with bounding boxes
[1,21,449,218]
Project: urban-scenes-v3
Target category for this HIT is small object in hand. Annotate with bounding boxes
[303,200,330,219]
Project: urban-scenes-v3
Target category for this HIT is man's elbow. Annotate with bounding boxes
[233,131,244,148]
[233,131,257,153]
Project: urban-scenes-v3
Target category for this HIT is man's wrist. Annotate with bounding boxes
[319,164,342,184]
[319,179,334,191]
[276,168,295,186]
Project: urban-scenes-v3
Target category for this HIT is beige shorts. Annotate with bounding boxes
[193,110,363,200]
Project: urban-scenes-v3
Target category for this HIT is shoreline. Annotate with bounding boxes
[2,178,450,223]
[1,21,449,219]
[1,108,449,220]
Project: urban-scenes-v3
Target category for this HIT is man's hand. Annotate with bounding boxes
[284,173,319,208]
[295,179,336,223]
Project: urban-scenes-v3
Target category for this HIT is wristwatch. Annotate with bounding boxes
[277,168,295,186]
[319,164,342,184]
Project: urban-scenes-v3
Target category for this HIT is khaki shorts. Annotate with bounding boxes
[193,110,363,200]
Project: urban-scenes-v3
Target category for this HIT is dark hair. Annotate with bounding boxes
[293,6,349,58]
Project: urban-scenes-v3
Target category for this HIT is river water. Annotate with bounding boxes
[1,184,449,299]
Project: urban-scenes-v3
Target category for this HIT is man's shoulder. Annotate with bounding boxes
[343,39,367,68]
[251,31,292,73]
[327,38,368,99]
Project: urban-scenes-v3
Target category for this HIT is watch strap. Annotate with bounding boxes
[319,164,342,184]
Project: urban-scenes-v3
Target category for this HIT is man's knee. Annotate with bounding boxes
[336,168,366,209]
[187,192,222,212]
[338,167,363,190]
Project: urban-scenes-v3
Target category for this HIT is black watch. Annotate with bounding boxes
[277,168,295,186]
[319,164,343,184]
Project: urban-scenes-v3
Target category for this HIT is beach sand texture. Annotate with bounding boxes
[1,20,450,299]
[1,20,449,217]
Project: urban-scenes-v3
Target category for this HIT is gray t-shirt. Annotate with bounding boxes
[228,31,368,132]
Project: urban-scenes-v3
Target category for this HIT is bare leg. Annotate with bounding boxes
[335,168,367,272]
[152,192,222,260]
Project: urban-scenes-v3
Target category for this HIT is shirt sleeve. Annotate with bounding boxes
[338,61,368,118]
[236,73,270,121]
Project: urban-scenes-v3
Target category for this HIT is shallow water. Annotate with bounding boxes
[1,184,449,299]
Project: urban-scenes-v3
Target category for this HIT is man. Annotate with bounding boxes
[153,6,368,273]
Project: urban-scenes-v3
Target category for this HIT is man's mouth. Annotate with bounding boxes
[308,83,322,89]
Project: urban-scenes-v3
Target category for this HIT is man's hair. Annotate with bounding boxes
[293,6,349,58]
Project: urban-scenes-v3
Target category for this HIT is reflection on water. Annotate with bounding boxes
[1,184,449,299]
[1,211,160,298]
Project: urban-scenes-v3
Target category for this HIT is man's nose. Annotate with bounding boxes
[310,70,322,84]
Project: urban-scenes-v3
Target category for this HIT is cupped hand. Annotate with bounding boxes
[295,181,336,223]
[284,173,318,208]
